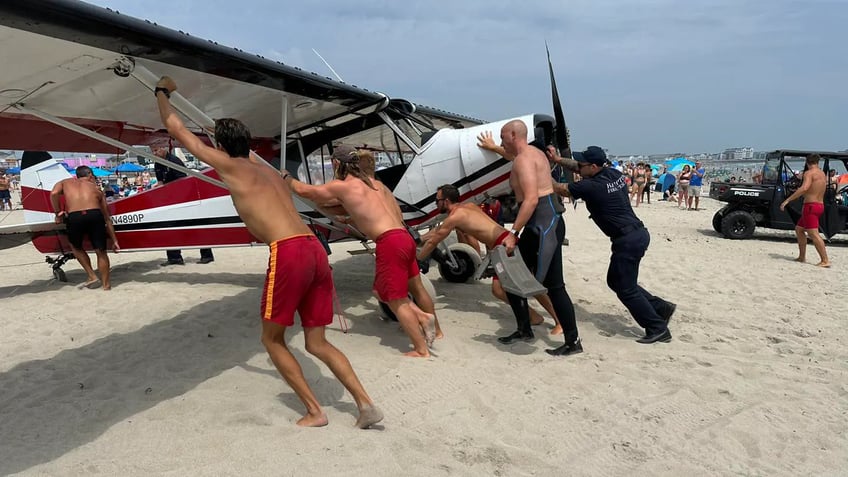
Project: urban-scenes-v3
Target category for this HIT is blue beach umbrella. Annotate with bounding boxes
[88,167,113,177]
[5,167,20,174]
[113,162,146,173]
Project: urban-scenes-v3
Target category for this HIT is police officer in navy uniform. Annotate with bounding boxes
[547,146,676,344]
[154,147,215,265]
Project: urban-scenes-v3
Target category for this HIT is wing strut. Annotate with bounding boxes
[13,104,228,190]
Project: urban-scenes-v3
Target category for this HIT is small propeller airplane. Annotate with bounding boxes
[0,0,574,285]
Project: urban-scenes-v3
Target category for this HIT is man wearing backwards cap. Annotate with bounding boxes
[286,144,438,358]
[547,146,676,344]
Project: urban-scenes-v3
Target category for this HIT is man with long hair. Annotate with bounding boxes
[287,145,437,358]
[155,76,382,428]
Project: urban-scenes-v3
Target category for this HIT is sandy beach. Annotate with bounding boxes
[1,196,846,476]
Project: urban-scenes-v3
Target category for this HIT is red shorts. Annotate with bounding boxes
[798,202,824,230]
[491,230,512,282]
[261,234,335,328]
[373,228,419,302]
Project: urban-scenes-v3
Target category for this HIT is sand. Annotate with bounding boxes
[1,196,846,476]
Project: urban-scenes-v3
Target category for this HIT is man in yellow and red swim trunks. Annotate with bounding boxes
[155,76,382,428]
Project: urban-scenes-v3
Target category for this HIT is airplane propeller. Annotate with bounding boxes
[546,43,574,185]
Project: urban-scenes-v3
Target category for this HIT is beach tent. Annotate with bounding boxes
[5,166,20,174]
[655,173,675,192]
[113,163,145,173]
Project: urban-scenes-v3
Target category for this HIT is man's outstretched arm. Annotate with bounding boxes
[417,216,458,260]
[155,76,234,174]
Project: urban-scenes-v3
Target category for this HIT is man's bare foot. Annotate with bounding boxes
[816,261,831,268]
[530,316,545,326]
[355,405,384,429]
[550,324,563,335]
[436,330,445,340]
[77,278,100,289]
[420,314,436,347]
[794,257,806,263]
[404,350,430,358]
[102,283,111,291]
[296,412,328,427]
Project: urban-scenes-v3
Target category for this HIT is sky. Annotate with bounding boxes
[84,0,847,155]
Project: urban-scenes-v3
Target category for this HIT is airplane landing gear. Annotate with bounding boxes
[46,253,74,282]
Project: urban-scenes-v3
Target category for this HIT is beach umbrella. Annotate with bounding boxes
[5,166,20,174]
[113,163,145,173]
[88,167,112,177]
[668,162,694,172]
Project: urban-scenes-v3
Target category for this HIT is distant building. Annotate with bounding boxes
[0,151,17,170]
[720,147,754,161]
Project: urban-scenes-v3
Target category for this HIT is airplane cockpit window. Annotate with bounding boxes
[301,154,335,185]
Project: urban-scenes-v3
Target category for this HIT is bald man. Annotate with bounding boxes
[477,122,582,356]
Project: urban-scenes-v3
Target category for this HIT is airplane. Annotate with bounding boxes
[0,0,573,289]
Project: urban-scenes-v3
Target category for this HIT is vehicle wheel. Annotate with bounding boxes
[378,275,437,321]
[53,268,67,282]
[712,212,723,233]
[720,210,756,239]
[438,244,481,283]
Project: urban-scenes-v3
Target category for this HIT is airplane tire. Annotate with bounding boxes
[438,243,481,283]
[720,210,755,239]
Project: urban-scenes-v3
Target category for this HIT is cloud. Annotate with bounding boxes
[87,0,848,152]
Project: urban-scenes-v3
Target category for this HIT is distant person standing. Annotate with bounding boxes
[153,147,215,265]
[780,154,830,268]
[687,162,706,210]
[0,172,12,210]
[50,166,120,290]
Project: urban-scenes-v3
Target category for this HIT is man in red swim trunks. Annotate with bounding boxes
[286,145,436,358]
[155,76,382,428]
[417,184,566,342]
[780,153,830,267]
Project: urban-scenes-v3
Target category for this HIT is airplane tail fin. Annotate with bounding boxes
[20,151,73,223]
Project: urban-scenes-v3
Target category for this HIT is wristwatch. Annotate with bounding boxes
[154,87,171,98]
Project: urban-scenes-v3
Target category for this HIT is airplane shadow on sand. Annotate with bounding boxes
[0,254,415,475]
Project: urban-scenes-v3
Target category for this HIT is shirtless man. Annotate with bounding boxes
[50,166,120,290]
[780,153,830,267]
[354,150,443,339]
[477,122,582,355]
[286,145,436,358]
[155,76,382,428]
[0,172,11,210]
[417,185,570,345]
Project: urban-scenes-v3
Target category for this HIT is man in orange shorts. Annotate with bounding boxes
[780,153,830,267]
[287,145,436,358]
[155,76,382,428]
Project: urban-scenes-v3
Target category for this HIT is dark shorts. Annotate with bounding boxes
[0,190,10,200]
[373,228,419,302]
[798,202,824,230]
[261,235,335,328]
[66,209,107,251]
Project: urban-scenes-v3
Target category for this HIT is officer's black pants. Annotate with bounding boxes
[607,227,669,335]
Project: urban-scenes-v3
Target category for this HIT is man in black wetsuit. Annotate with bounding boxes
[548,146,676,344]
[478,123,582,357]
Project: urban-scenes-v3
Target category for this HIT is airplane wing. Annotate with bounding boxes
[0,0,482,158]
[0,221,64,251]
